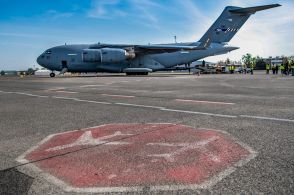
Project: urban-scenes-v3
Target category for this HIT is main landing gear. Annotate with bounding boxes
[126,72,148,76]
[50,72,55,77]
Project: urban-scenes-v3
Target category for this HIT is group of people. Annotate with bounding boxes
[266,60,294,76]
[228,65,236,74]
[228,65,253,74]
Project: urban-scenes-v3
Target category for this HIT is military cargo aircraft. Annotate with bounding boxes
[37,4,280,77]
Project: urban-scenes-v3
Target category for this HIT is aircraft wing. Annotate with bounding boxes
[135,44,206,53]
[89,43,207,54]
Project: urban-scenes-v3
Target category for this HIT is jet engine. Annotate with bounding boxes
[82,48,135,63]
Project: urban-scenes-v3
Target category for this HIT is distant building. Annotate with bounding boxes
[3,70,18,76]
[34,69,51,76]
[34,69,59,76]
[263,56,283,68]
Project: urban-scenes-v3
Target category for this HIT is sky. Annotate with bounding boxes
[0,0,293,70]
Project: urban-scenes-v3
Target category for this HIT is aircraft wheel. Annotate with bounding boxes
[50,72,55,77]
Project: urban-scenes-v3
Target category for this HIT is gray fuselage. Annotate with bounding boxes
[37,43,238,73]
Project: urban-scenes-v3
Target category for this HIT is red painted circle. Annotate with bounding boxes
[24,124,252,189]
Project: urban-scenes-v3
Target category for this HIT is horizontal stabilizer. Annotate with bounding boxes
[230,4,281,14]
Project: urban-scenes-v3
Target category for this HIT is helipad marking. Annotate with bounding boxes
[175,99,235,105]
[46,131,133,152]
[16,124,257,193]
[147,136,219,162]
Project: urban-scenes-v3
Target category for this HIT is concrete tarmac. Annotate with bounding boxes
[0,72,293,194]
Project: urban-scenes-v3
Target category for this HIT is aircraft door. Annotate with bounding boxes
[61,60,68,69]
[60,60,68,74]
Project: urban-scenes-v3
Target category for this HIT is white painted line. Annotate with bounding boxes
[79,85,107,88]
[115,102,165,109]
[0,90,48,97]
[0,91,13,94]
[3,90,294,124]
[161,108,237,118]
[175,99,235,105]
[52,96,111,105]
[47,87,66,91]
[73,99,111,105]
[13,92,48,98]
[240,115,294,123]
[52,96,78,100]
[55,91,78,94]
[102,94,135,98]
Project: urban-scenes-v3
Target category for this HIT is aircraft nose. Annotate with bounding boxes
[37,55,44,66]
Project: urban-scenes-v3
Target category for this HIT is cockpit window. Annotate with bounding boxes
[45,50,52,54]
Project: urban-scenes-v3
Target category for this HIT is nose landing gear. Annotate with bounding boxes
[50,72,55,77]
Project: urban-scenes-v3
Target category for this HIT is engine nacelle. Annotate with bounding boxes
[82,48,135,63]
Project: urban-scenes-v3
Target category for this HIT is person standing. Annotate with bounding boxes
[272,64,276,74]
[275,64,279,75]
[280,64,285,75]
[266,63,270,74]
[250,63,254,75]
[284,61,289,76]
[230,65,233,74]
[291,60,294,76]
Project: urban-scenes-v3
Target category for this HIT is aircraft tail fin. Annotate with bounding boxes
[198,4,281,44]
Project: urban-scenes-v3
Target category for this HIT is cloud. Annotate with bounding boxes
[44,10,73,20]
[129,0,161,24]
[87,0,163,29]
[87,0,127,19]
[174,0,212,40]
[0,32,44,38]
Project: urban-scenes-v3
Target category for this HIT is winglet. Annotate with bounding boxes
[229,4,281,14]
